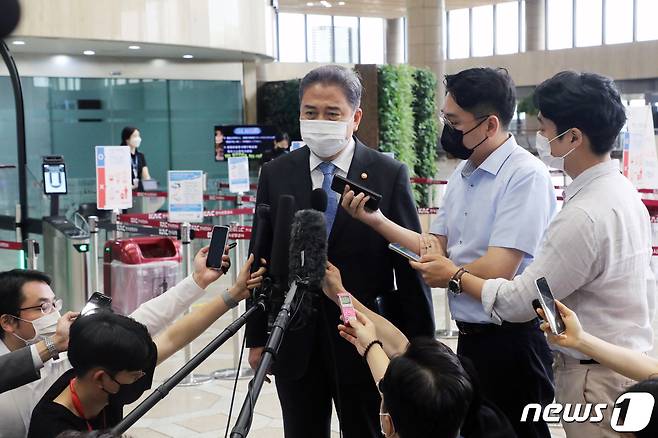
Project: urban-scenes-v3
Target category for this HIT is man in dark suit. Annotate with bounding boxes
[246,65,434,438]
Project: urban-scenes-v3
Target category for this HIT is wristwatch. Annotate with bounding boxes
[447,267,469,295]
[44,336,60,361]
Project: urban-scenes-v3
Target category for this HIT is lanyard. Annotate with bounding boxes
[131,154,139,178]
[69,378,106,432]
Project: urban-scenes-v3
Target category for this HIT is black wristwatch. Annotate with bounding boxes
[448,267,468,295]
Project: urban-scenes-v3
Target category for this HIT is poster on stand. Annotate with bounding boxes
[623,105,658,190]
[228,156,250,194]
[96,146,132,210]
[168,171,204,223]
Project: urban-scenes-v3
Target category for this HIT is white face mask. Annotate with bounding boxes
[300,119,351,159]
[535,130,578,171]
[128,137,142,148]
[12,310,61,346]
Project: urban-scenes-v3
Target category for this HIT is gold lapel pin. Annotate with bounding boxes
[361,172,368,180]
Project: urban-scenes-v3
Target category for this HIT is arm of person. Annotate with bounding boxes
[141,166,151,181]
[338,311,391,384]
[154,254,266,365]
[324,262,409,357]
[539,300,658,381]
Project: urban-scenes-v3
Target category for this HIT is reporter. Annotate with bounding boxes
[538,300,658,382]
[27,253,265,437]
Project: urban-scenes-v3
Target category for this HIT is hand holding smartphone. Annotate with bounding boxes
[207,226,230,270]
[330,174,382,211]
[534,277,566,335]
[388,243,420,262]
[81,292,112,316]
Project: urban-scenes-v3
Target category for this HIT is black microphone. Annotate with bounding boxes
[267,195,296,329]
[0,0,20,39]
[288,209,327,289]
[311,188,328,213]
[249,204,271,274]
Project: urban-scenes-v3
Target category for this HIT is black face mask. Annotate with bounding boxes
[440,116,489,160]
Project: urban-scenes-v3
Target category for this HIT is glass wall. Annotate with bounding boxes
[0,76,243,221]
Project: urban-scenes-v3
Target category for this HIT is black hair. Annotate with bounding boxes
[68,311,155,377]
[275,131,290,143]
[299,65,362,110]
[444,68,516,129]
[621,378,658,438]
[0,269,52,339]
[379,338,473,438]
[120,126,139,146]
[534,71,626,155]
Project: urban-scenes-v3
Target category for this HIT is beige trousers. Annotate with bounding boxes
[554,352,636,438]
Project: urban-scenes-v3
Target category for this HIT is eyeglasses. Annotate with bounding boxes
[440,114,490,130]
[19,298,63,315]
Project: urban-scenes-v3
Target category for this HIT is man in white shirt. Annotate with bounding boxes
[415,71,655,438]
[0,247,226,438]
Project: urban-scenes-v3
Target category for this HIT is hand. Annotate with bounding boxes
[337,310,378,356]
[52,311,79,352]
[248,346,272,383]
[537,300,584,349]
[322,261,345,305]
[341,185,385,229]
[193,246,230,289]
[409,253,459,288]
[419,233,443,257]
[228,254,267,302]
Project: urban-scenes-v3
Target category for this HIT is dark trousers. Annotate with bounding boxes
[457,320,554,438]
[274,327,381,438]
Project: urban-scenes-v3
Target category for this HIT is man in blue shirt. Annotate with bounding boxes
[341,68,556,437]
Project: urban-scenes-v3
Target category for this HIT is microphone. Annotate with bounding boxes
[288,209,327,289]
[267,195,296,329]
[0,0,20,39]
[311,188,328,213]
[249,204,271,274]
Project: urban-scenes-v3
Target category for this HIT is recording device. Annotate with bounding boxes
[388,243,420,262]
[81,292,112,316]
[267,195,297,328]
[535,277,566,335]
[331,174,382,211]
[337,292,356,325]
[311,187,328,213]
[207,225,230,269]
[288,209,327,289]
[0,0,20,39]
[250,204,272,274]
[42,156,67,195]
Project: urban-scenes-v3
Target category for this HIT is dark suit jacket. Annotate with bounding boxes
[0,346,41,394]
[246,139,434,383]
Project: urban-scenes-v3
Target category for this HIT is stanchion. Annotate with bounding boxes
[88,216,100,293]
[15,203,24,268]
[23,239,39,270]
[178,222,213,387]
[213,218,254,380]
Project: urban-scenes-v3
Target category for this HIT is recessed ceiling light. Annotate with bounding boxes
[320,0,332,7]
[12,40,25,45]
[338,1,345,4]
[182,54,194,59]
[83,50,95,56]
[128,45,141,50]
[306,2,313,5]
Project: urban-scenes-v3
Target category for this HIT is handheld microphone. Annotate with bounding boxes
[311,188,328,213]
[0,0,20,39]
[267,195,296,329]
[250,204,271,274]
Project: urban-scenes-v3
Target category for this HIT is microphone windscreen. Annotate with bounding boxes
[311,188,328,213]
[269,195,296,281]
[0,0,20,39]
[288,209,327,289]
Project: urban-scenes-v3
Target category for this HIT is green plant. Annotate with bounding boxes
[517,92,538,116]
[378,64,417,180]
[412,68,439,207]
[257,79,301,140]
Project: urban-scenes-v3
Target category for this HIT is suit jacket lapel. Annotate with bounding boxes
[329,138,375,245]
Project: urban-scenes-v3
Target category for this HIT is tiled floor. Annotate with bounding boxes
[124,278,567,437]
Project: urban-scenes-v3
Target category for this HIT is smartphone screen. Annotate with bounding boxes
[535,277,566,334]
[81,292,112,316]
[207,225,230,269]
[388,243,420,262]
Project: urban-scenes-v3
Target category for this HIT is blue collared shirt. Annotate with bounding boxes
[431,135,557,323]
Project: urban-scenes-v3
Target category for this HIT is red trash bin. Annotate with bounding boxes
[103,237,182,315]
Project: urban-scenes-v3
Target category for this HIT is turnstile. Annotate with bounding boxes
[43,216,90,312]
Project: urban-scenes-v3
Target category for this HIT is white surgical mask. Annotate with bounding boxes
[128,137,142,149]
[12,310,61,346]
[535,130,578,171]
[300,119,350,159]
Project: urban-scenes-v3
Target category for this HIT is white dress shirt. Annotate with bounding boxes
[0,274,206,438]
[481,160,656,359]
[308,139,356,194]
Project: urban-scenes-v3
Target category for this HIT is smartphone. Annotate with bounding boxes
[330,174,382,211]
[207,225,230,269]
[336,292,357,325]
[81,292,112,316]
[535,277,566,335]
[388,243,420,262]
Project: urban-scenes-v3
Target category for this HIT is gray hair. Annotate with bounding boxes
[299,65,362,110]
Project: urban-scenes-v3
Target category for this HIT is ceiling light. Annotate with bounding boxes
[128,45,141,50]
[338,1,345,4]
[306,2,313,5]
[83,50,95,56]
[12,40,25,45]
[320,0,332,7]
[182,54,194,59]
